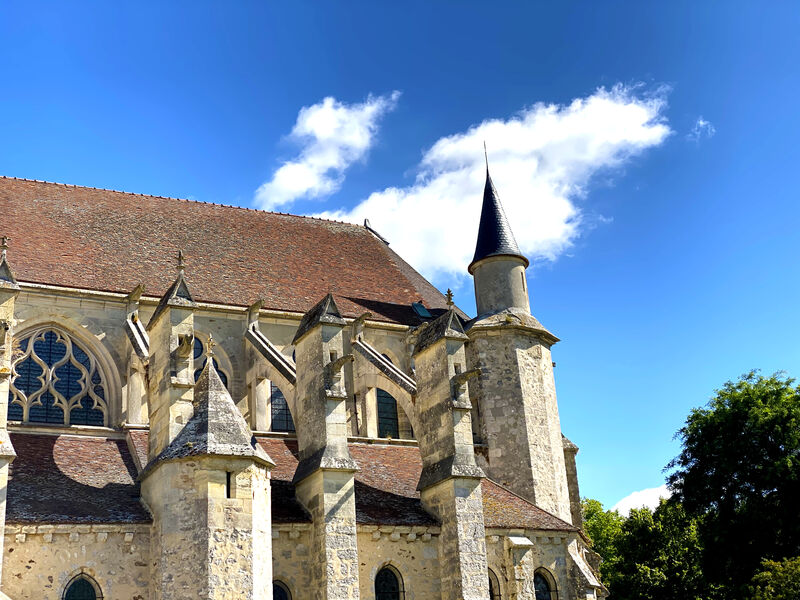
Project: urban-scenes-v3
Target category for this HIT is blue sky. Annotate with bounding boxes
[2,1,799,510]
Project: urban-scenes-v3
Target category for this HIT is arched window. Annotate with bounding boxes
[63,575,101,600]
[534,570,556,600]
[375,566,404,600]
[193,337,229,388]
[376,389,399,439]
[488,568,501,599]
[270,382,295,433]
[10,327,108,426]
[273,581,291,600]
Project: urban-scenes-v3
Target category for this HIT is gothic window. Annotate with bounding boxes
[376,389,399,439]
[488,568,501,599]
[193,337,229,388]
[375,566,404,600]
[273,581,291,600]
[534,571,555,600]
[63,575,101,600]
[10,327,108,427]
[270,382,295,433]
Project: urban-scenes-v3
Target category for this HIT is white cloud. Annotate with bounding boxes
[316,84,671,282]
[687,116,715,142]
[255,91,400,210]
[611,484,671,515]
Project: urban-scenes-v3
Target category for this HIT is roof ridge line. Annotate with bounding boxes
[0,175,361,226]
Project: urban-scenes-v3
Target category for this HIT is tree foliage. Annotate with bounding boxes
[666,371,800,592]
[609,500,714,600]
[581,498,624,583]
[750,557,800,600]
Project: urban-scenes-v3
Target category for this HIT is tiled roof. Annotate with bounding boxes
[5,430,575,531]
[259,437,576,531]
[0,176,451,324]
[7,433,151,524]
[126,429,149,472]
[482,479,577,531]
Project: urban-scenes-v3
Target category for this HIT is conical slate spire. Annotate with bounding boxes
[152,337,272,467]
[468,168,529,273]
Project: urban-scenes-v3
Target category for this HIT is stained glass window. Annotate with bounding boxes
[193,337,229,389]
[273,581,291,600]
[271,383,295,433]
[377,389,399,439]
[534,572,552,600]
[10,328,107,426]
[375,567,403,600]
[64,576,98,600]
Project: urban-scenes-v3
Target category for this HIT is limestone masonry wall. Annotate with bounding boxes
[2,525,151,600]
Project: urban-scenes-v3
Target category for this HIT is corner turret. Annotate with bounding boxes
[468,166,531,316]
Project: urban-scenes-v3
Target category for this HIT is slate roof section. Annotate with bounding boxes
[0,176,452,324]
[468,169,529,273]
[7,433,151,524]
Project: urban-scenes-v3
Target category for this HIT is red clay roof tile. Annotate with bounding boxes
[0,176,450,324]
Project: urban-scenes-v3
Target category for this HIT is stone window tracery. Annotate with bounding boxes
[10,327,108,427]
[375,565,404,600]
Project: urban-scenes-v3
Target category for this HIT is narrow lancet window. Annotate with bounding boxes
[64,575,100,600]
[270,382,295,433]
[375,566,403,600]
[376,389,399,439]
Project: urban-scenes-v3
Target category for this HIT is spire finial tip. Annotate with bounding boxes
[205,334,216,359]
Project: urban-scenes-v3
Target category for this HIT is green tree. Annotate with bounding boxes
[750,557,800,600]
[609,499,712,600]
[581,498,624,584]
[667,371,800,594]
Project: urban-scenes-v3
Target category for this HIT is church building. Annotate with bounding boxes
[0,169,604,599]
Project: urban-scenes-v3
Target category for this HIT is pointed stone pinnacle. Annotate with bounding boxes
[177,250,185,273]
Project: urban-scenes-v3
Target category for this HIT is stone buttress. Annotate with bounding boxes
[412,309,490,600]
[291,294,361,600]
[466,168,573,523]
[0,238,18,597]
[140,259,275,600]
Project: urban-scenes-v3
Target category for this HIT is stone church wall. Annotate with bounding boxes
[2,524,151,600]
[357,527,442,600]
